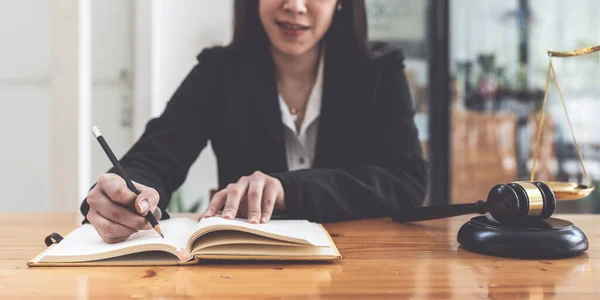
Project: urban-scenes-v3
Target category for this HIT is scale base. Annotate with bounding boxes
[457,216,589,259]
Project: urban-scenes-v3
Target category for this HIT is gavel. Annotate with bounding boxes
[393,181,556,225]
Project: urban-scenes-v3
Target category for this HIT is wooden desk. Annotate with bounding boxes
[1,213,598,299]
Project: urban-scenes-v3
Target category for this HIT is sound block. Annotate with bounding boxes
[457,216,589,259]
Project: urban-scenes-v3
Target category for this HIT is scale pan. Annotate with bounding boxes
[543,181,595,201]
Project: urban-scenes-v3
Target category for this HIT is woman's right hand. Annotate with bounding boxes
[86,174,160,243]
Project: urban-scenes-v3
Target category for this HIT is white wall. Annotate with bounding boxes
[90,0,134,190]
[0,0,52,212]
[152,0,234,212]
[0,0,232,212]
[1,0,125,212]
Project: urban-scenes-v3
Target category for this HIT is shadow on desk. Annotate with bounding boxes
[393,220,456,232]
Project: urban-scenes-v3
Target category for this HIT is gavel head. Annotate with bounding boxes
[487,181,556,224]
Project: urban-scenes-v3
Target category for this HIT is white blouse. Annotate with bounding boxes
[278,52,324,171]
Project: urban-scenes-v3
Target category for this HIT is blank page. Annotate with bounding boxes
[191,230,303,253]
[43,218,198,259]
[196,217,332,247]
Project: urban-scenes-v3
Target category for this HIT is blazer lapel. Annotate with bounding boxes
[313,51,350,168]
[242,49,288,172]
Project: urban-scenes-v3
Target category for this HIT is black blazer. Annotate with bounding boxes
[80,44,428,223]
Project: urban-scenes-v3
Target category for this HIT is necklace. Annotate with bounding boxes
[289,107,303,122]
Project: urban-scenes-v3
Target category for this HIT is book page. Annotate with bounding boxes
[193,217,332,247]
[191,230,303,254]
[42,218,198,262]
[195,244,338,258]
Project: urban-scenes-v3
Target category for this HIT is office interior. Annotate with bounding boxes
[1,0,599,215]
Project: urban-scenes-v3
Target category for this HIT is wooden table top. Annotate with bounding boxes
[0,213,598,299]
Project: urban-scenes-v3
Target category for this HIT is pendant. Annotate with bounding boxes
[290,108,298,122]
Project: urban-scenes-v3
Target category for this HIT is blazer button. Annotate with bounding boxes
[298,157,305,164]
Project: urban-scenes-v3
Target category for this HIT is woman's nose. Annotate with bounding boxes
[283,0,308,14]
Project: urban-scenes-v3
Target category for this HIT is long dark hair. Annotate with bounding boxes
[229,0,370,60]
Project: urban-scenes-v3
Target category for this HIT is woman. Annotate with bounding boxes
[82,0,427,243]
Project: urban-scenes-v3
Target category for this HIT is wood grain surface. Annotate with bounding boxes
[0,213,598,299]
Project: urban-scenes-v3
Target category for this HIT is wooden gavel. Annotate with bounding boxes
[393,181,556,225]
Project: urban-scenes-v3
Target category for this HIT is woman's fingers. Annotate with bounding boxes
[98,174,137,206]
[203,189,227,217]
[132,182,160,216]
[204,171,285,223]
[247,179,265,224]
[87,208,136,244]
[222,180,249,219]
[86,173,164,243]
[261,178,280,223]
[89,190,151,230]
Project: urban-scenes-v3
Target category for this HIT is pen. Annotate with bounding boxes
[92,126,164,238]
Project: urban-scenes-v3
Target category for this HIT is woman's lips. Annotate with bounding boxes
[276,21,309,37]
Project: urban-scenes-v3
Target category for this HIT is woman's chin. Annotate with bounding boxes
[271,43,315,58]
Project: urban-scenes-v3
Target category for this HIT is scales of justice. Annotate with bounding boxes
[394,45,600,259]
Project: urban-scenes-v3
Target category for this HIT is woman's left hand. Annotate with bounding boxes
[202,171,285,223]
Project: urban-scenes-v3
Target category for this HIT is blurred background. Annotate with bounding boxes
[1,0,599,215]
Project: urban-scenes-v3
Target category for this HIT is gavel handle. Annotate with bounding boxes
[392,200,488,222]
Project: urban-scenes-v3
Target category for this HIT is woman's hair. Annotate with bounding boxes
[229,0,370,60]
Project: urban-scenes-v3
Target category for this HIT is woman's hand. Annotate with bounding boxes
[203,171,285,223]
[86,174,160,243]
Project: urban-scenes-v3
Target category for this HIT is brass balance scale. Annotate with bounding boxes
[394,45,598,259]
[532,45,600,201]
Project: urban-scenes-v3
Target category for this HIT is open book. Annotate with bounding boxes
[28,216,341,266]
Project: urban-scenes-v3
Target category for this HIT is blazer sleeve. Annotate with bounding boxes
[80,49,221,221]
[271,50,428,223]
